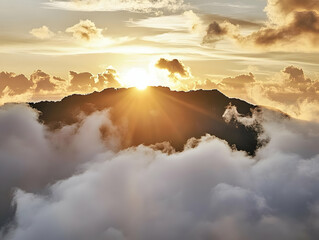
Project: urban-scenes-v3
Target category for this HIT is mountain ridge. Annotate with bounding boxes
[30,87,260,155]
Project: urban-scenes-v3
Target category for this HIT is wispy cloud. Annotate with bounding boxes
[44,0,187,13]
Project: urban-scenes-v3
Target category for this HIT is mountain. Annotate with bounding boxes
[30,87,259,155]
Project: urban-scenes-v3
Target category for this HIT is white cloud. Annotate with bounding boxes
[1,104,319,239]
[30,26,55,40]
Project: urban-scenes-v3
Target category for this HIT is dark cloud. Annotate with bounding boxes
[68,69,122,92]
[155,58,190,78]
[267,0,319,17]
[0,72,33,96]
[53,76,66,82]
[203,0,319,50]
[0,67,124,104]
[283,66,312,88]
[243,11,319,47]
[1,104,319,239]
[30,70,57,93]
[68,71,95,92]
[202,21,236,44]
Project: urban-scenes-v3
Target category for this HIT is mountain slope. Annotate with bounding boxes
[30,87,259,154]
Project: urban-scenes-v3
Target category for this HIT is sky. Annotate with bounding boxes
[0,0,319,120]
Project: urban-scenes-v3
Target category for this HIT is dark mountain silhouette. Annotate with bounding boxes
[30,87,260,155]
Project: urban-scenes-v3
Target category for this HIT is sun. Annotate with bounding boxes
[123,68,151,90]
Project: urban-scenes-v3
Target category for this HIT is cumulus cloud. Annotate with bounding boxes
[30,70,57,92]
[68,69,122,92]
[199,66,318,121]
[66,20,103,41]
[190,65,319,121]
[0,104,119,228]
[68,71,95,91]
[253,66,319,121]
[44,0,186,14]
[94,68,122,90]
[203,0,319,51]
[1,104,319,239]
[30,26,55,40]
[155,58,191,79]
[0,72,33,97]
[0,67,125,105]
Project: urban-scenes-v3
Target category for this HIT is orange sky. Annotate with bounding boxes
[0,0,319,121]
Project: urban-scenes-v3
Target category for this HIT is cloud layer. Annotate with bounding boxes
[0,104,319,239]
[0,68,122,105]
[202,0,319,51]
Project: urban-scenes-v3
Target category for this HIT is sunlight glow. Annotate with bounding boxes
[123,68,153,90]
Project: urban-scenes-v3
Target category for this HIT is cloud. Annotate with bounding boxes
[68,69,123,92]
[203,0,319,51]
[1,104,319,239]
[254,66,319,121]
[30,70,57,93]
[68,71,95,92]
[128,10,203,32]
[221,73,255,90]
[95,68,122,89]
[0,70,65,105]
[223,104,262,127]
[194,73,255,99]
[0,72,33,96]
[189,65,318,122]
[0,66,126,105]
[266,0,319,23]
[44,0,186,14]
[155,58,191,79]
[66,20,103,41]
[202,21,239,44]
[282,65,312,89]
[240,11,319,49]
[30,26,55,40]
[0,104,118,228]
[198,66,319,122]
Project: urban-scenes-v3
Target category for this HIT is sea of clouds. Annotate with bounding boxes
[1,104,319,240]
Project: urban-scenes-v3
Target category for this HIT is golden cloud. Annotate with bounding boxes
[30,26,55,40]
[66,20,103,41]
